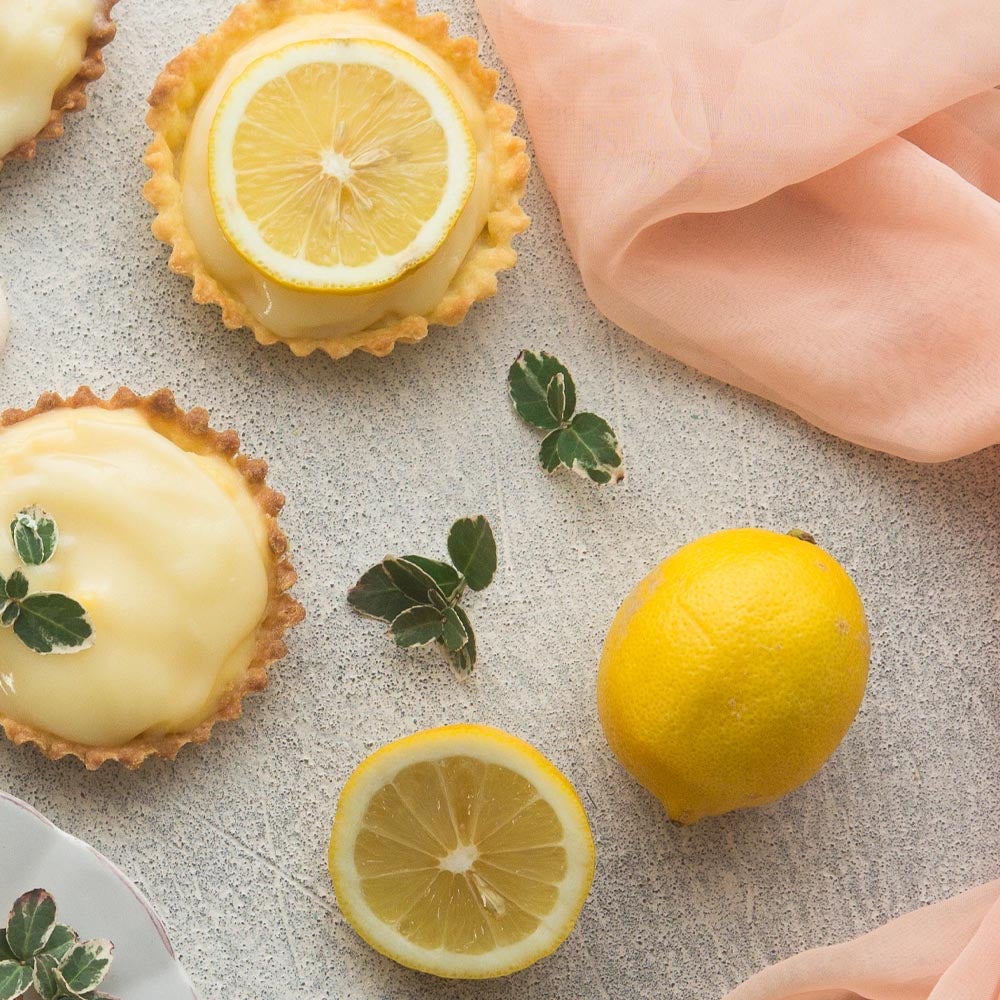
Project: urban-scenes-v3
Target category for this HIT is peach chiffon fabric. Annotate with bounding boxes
[725,880,1000,1000]
[475,0,1000,461]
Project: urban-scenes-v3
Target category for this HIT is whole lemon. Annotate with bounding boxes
[597,528,870,823]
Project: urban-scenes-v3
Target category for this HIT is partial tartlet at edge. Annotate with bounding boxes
[0,386,305,770]
[0,0,118,169]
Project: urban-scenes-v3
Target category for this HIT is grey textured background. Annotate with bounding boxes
[1,2,998,998]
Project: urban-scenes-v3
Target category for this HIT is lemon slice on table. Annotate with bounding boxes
[208,38,478,294]
[329,725,595,979]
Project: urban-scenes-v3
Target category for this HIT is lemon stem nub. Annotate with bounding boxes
[787,528,817,545]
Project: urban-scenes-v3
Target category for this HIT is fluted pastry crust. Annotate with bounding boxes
[0,386,305,770]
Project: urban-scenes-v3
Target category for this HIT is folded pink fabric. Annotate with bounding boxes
[723,880,1000,999]
[476,0,1000,461]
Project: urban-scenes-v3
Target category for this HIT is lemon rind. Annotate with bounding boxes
[208,37,479,294]
[144,0,531,359]
[329,724,595,979]
[0,386,305,771]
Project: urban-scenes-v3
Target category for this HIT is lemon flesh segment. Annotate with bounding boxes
[330,726,595,979]
[208,39,478,294]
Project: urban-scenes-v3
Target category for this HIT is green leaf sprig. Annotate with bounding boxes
[348,516,497,674]
[508,351,624,484]
[2,508,93,655]
[0,889,116,1000]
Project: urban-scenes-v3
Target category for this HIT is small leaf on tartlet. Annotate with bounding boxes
[10,507,58,567]
[12,594,94,655]
[0,961,32,1000]
[383,558,442,606]
[447,517,497,593]
[508,351,576,430]
[538,429,564,473]
[5,572,28,601]
[53,940,113,996]
[347,563,420,624]
[441,606,469,652]
[31,953,60,1000]
[5,889,57,961]
[447,606,477,674]
[389,606,444,648]
[546,372,570,425]
[402,556,462,600]
[39,926,77,965]
[0,602,19,628]
[555,412,624,485]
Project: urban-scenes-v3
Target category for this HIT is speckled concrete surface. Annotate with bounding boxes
[1,3,998,998]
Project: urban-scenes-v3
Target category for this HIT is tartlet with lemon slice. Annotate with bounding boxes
[0,387,303,770]
[0,0,117,169]
[145,0,530,359]
[329,724,595,979]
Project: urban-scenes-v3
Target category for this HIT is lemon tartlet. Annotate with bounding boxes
[0,387,304,770]
[0,0,117,169]
[145,0,530,359]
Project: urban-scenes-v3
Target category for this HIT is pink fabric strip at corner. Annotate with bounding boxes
[476,0,1000,461]
[722,880,1000,1000]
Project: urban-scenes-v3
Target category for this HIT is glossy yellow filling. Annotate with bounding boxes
[0,408,270,747]
[0,0,99,156]
[181,12,494,342]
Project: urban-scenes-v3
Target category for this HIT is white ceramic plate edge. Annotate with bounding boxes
[0,791,201,999]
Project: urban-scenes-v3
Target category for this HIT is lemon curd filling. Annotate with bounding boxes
[181,12,494,342]
[0,0,99,156]
[0,407,270,748]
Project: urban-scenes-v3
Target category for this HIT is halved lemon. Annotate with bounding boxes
[208,38,477,293]
[329,724,595,979]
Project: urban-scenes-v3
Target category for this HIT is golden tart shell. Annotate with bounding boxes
[0,386,304,770]
[1,0,118,169]
[144,0,531,359]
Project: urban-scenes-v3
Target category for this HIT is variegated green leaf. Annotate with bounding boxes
[54,939,113,995]
[546,373,569,424]
[447,517,496,593]
[0,961,31,1000]
[382,558,441,606]
[508,351,576,430]
[0,930,14,962]
[5,572,28,601]
[440,607,468,652]
[538,429,563,473]
[5,889,56,960]
[12,594,94,655]
[31,953,60,1000]
[347,563,419,624]
[39,926,76,964]
[447,606,477,674]
[555,412,624,484]
[10,507,58,567]
[427,589,449,613]
[389,606,444,649]
[402,556,462,600]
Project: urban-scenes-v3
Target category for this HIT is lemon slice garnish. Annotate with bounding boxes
[329,725,595,979]
[208,38,478,294]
